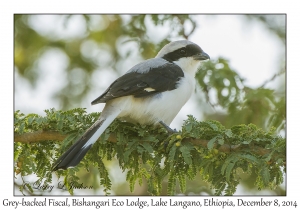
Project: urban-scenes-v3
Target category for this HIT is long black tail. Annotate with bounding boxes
[52,119,105,171]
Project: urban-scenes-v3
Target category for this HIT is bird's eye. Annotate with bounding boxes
[180,49,186,55]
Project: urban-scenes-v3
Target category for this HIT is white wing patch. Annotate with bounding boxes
[144,87,156,92]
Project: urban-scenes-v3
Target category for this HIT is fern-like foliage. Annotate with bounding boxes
[14,109,285,195]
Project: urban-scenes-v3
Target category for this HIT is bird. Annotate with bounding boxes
[52,40,210,171]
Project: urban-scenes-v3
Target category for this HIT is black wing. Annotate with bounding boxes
[91,60,184,105]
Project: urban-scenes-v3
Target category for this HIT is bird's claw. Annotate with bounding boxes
[159,121,178,134]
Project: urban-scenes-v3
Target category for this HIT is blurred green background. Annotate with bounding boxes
[14,14,286,195]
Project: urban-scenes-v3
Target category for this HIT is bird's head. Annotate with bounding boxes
[156,40,210,75]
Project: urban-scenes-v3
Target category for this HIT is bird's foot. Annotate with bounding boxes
[159,121,179,150]
[159,121,178,134]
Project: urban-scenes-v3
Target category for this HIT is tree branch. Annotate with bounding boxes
[14,131,68,143]
[15,131,272,157]
[187,138,270,156]
[259,69,285,89]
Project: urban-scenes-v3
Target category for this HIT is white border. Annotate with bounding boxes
[2,0,299,208]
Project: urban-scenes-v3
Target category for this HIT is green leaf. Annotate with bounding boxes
[19,123,25,133]
[221,154,236,175]
[261,164,270,186]
[185,123,192,132]
[178,171,186,193]
[225,162,235,182]
[141,142,153,153]
[168,144,177,162]
[225,129,233,137]
[207,136,218,150]
[208,122,219,131]
[238,154,260,164]
[124,147,135,163]
[179,145,193,165]
[167,171,176,195]
[218,138,224,145]
[27,116,34,124]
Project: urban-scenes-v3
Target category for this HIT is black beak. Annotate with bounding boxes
[193,51,210,61]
